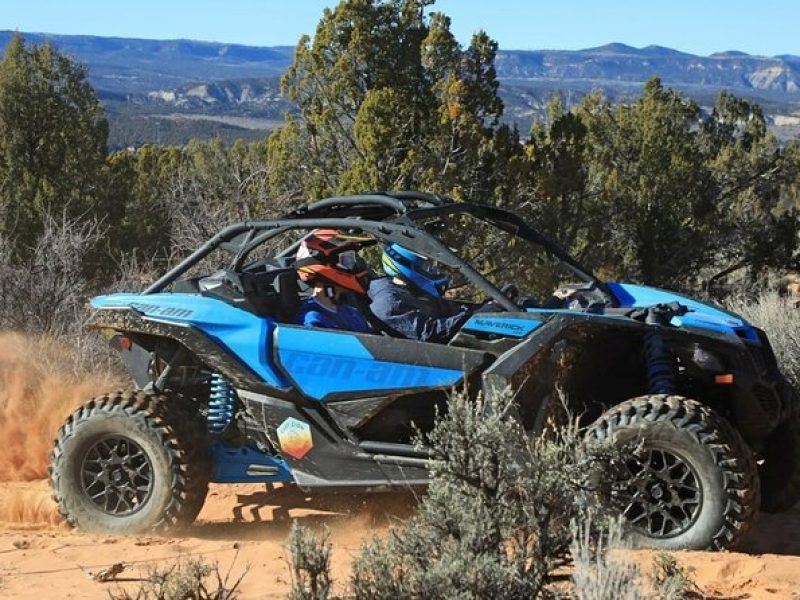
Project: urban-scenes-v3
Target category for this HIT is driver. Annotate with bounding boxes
[293,229,373,333]
[367,243,473,343]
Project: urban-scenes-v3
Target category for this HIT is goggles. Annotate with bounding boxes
[336,250,359,271]
[417,258,442,278]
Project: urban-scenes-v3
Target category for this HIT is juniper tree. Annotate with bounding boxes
[269,0,522,206]
[0,34,109,253]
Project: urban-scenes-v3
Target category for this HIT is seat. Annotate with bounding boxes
[243,269,302,320]
[198,268,302,321]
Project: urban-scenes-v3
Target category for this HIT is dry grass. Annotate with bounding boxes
[570,517,643,600]
[0,332,121,482]
[728,291,800,386]
[108,554,248,600]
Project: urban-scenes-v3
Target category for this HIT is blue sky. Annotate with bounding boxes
[2,0,799,57]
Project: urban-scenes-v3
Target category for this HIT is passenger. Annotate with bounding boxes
[367,243,472,343]
[293,229,372,333]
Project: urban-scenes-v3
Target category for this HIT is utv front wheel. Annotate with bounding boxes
[588,395,759,551]
[50,391,211,533]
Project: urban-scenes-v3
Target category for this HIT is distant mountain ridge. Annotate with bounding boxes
[2,31,800,95]
[3,31,799,148]
[498,43,800,93]
[0,31,295,94]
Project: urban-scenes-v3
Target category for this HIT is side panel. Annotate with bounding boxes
[274,326,485,401]
[239,390,430,488]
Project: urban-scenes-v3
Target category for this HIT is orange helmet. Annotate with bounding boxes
[295,229,372,293]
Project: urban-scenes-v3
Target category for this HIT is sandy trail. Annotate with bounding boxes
[0,481,799,599]
[0,482,414,599]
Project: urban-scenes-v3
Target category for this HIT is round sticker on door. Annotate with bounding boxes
[277,417,313,459]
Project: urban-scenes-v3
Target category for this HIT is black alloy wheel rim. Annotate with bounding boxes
[613,447,702,538]
[80,436,154,516]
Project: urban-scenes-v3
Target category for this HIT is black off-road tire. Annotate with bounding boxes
[759,410,800,513]
[587,395,760,551]
[50,390,211,533]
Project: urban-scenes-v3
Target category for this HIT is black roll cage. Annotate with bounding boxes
[143,191,608,311]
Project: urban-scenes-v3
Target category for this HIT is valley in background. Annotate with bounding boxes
[3,30,800,148]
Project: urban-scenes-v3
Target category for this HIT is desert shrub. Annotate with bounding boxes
[571,517,644,600]
[0,210,171,376]
[0,212,127,375]
[108,555,247,600]
[282,390,709,599]
[729,291,800,386]
[0,213,103,335]
[346,389,624,599]
[648,552,698,600]
[571,533,699,600]
[288,521,333,600]
[109,251,166,294]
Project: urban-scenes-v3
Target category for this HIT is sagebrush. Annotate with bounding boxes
[288,389,700,599]
[346,390,624,598]
[288,521,333,600]
[108,555,247,600]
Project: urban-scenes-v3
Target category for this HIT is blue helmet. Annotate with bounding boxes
[381,243,449,297]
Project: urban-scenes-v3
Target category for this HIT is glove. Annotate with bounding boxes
[517,294,539,309]
[499,283,520,302]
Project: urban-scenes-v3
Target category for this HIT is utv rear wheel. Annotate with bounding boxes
[587,395,759,551]
[50,391,211,533]
[759,410,800,513]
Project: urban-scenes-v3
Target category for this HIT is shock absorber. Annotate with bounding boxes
[643,329,675,394]
[208,374,237,433]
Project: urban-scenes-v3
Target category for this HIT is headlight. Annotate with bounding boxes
[690,344,725,373]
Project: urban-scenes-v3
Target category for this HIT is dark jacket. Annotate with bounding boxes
[367,277,471,343]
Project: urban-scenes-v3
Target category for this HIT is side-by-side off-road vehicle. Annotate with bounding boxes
[50,191,800,550]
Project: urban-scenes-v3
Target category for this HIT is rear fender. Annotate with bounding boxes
[89,293,291,393]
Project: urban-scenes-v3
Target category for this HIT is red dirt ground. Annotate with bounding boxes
[0,481,799,599]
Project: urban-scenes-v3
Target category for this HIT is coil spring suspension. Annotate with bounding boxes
[644,329,675,394]
[208,374,236,433]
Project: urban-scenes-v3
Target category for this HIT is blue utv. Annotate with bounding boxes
[50,191,800,551]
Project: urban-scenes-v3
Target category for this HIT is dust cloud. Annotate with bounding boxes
[0,332,120,482]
